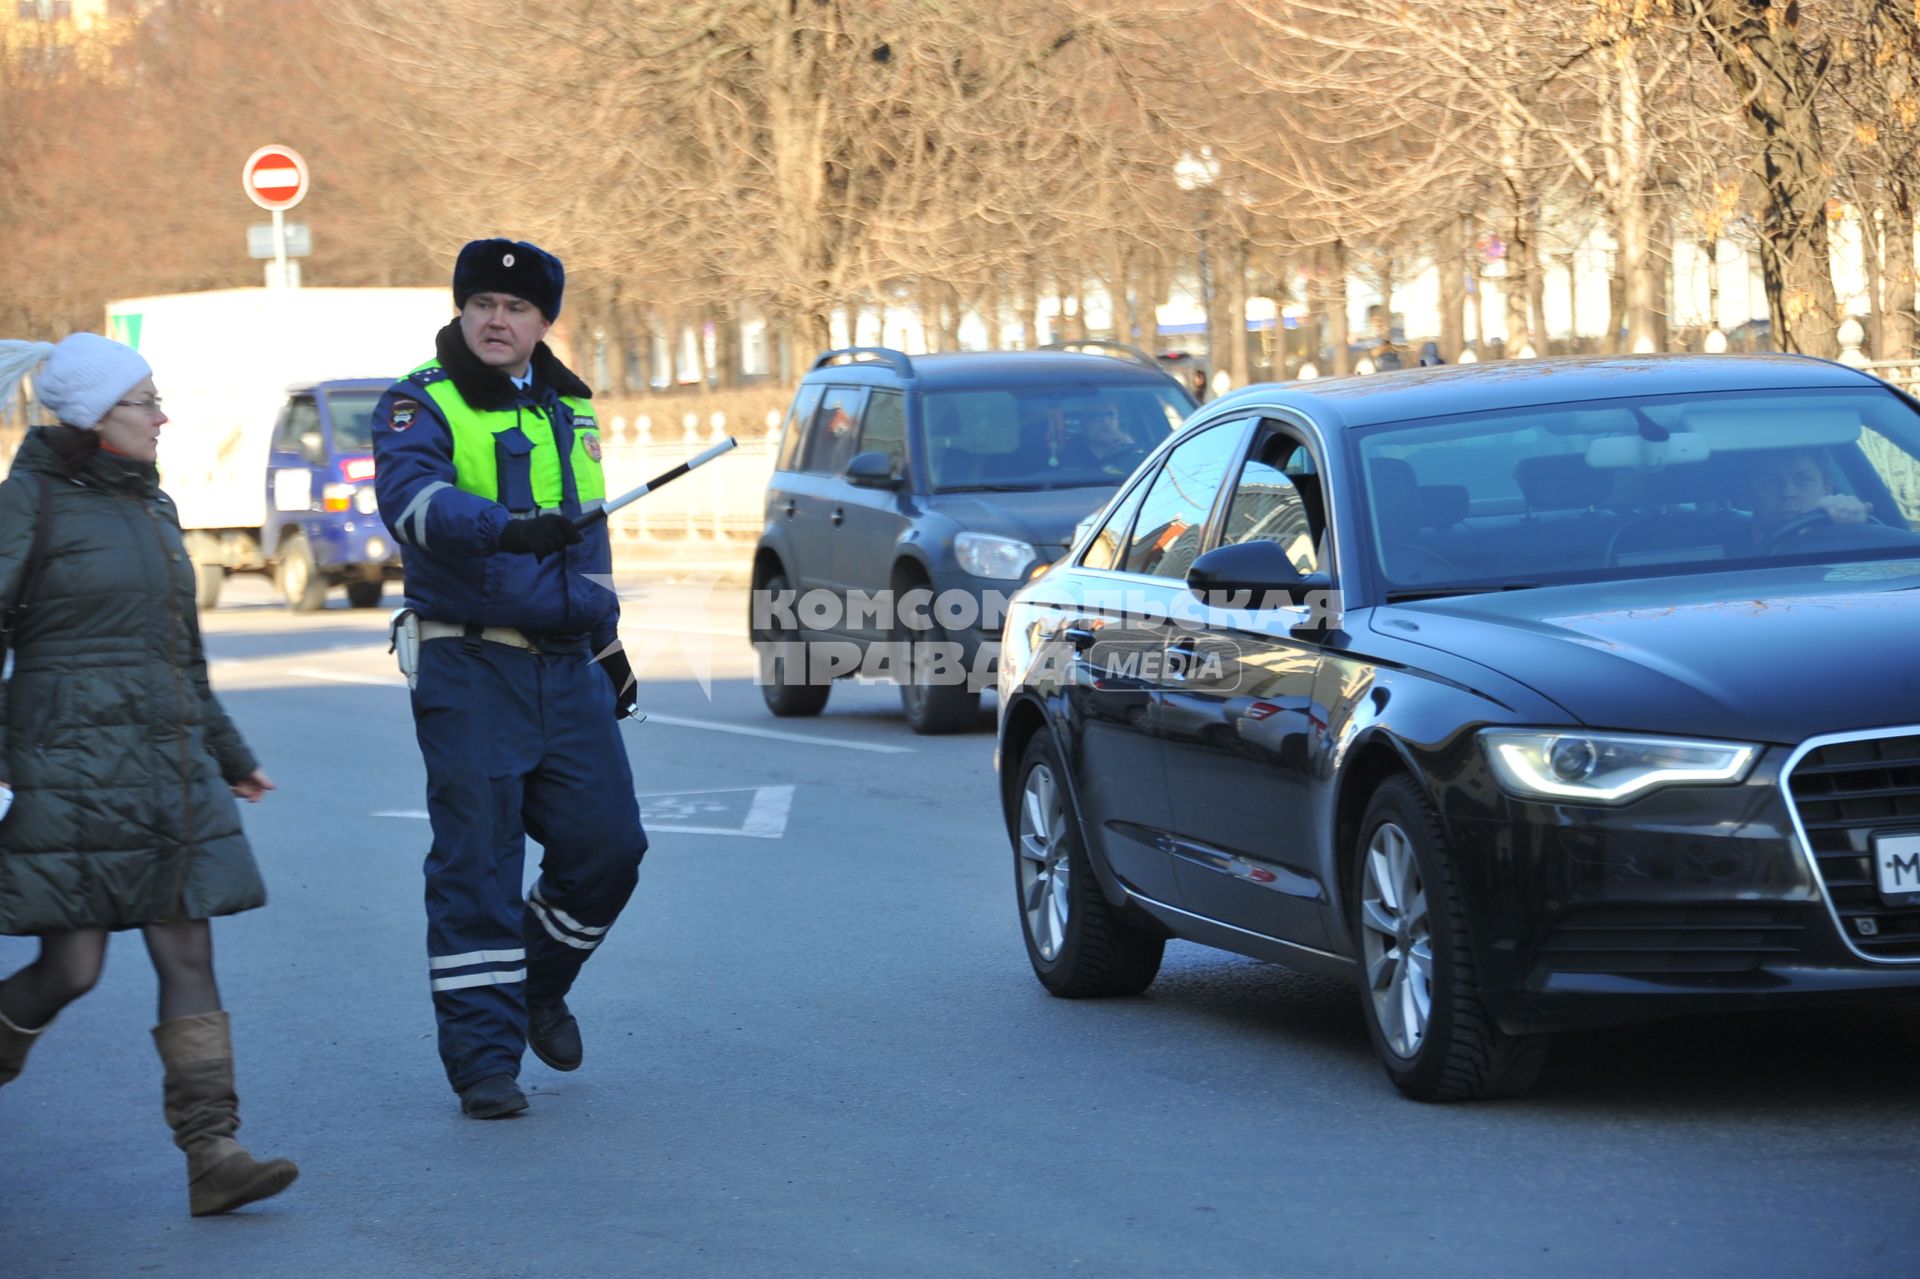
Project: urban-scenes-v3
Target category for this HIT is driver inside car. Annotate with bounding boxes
[1057,398,1148,476]
[1740,448,1872,548]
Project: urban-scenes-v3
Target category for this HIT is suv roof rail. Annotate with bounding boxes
[810,346,916,377]
[1038,339,1161,369]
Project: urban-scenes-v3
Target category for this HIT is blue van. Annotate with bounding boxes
[185,378,403,611]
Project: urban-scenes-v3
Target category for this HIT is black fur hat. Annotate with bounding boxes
[452,238,565,320]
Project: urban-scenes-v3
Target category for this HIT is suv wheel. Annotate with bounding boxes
[1353,776,1550,1101]
[898,613,980,734]
[754,570,830,717]
[1014,733,1163,997]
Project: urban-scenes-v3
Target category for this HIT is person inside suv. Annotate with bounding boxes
[1068,398,1150,476]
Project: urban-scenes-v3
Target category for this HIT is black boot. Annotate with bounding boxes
[459,1074,528,1119]
[527,998,582,1072]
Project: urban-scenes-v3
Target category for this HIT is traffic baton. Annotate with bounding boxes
[573,436,738,529]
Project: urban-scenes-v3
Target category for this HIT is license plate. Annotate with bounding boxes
[1873,833,1920,902]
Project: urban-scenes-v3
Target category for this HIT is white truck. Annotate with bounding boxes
[105,287,451,610]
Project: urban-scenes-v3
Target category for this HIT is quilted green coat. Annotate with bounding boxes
[0,426,265,934]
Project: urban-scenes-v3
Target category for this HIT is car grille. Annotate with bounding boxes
[1786,732,1920,961]
[1536,905,1808,975]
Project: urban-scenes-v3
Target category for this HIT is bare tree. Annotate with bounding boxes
[1689,0,1842,356]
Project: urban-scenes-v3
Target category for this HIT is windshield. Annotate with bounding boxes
[327,391,383,453]
[1356,386,1920,596]
[923,385,1191,491]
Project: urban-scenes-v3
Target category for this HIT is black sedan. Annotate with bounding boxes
[994,354,1920,1101]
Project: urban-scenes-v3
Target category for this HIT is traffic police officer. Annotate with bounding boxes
[372,238,645,1119]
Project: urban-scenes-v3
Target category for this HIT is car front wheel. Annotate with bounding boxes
[1014,732,1163,997]
[1353,775,1549,1102]
[898,611,980,734]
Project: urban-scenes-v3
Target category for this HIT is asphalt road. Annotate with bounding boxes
[4,575,1918,1278]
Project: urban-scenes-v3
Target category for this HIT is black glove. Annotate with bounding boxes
[497,513,583,559]
[600,646,639,720]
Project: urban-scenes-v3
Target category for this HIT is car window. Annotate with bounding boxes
[1355,386,1920,593]
[775,384,827,472]
[801,386,867,475]
[1863,426,1920,527]
[923,384,1191,491]
[858,389,907,476]
[1123,424,1244,579]
[1223,457,1321,575]
[274,397,326,466]
[1080,472,1154,571]
[326,391,381,453]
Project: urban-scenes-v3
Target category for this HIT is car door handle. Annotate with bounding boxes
[830,508,845,527]
[1061,625,1097,652]
[782,499,797,518]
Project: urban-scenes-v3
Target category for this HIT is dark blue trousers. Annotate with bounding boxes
[411,635,647,1091]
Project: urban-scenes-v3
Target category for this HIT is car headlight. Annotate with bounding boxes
[955,532,1038,581]
[354,486,380,515]
[1479,730,1757,805]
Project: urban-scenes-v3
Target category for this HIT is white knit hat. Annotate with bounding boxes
[0,332,152,429]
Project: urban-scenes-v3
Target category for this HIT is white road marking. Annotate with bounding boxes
[284,666,405,688]
[636,713,914,754]
[740,785,794,837]
[373,784,795,839]
[222,655,905,754]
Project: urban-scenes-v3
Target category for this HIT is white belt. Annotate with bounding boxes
[418,620,542,652]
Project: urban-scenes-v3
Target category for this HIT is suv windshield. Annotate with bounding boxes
[328,390,384,453]
[923,385,1190,491]
[1358,386,1920,595]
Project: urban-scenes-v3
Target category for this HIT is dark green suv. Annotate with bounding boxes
[751,344,1196,732]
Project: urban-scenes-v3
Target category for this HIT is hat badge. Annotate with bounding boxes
[503,252,515,267]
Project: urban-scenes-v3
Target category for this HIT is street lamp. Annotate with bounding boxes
[1174,149,1223,395]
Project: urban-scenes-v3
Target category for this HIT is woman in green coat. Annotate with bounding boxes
[0,333,298,1217]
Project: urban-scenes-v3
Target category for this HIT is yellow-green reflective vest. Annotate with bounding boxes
[411,360,608,512]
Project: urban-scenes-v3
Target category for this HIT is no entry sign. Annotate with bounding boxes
[243,145,309,212]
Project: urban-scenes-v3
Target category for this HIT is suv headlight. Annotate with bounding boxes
[955,532,1037,581]
[1479,730,1757,805]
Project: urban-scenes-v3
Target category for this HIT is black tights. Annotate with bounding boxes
[0,920,222,1029]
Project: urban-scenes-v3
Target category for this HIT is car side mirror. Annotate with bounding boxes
[1186,540,1332,612]
[845,450,901,488]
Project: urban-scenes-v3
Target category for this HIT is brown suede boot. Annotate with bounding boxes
[151,1011,299,1217]
[0,1002,51,1088]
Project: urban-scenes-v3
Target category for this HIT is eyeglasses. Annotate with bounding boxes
[114,397,164,414]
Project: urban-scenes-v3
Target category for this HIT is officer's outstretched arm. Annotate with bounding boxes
[372,385,510,558]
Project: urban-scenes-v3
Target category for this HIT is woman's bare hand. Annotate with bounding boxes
[230,769,275,802]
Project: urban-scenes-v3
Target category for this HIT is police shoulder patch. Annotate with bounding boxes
[388,398,421,432]
[582,432,603,462]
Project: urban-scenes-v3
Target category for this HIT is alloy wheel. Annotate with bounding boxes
[1360,819,1434,1058]
[1017,762,1070,961]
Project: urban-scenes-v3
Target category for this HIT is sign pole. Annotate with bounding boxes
[243,144,309,289]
